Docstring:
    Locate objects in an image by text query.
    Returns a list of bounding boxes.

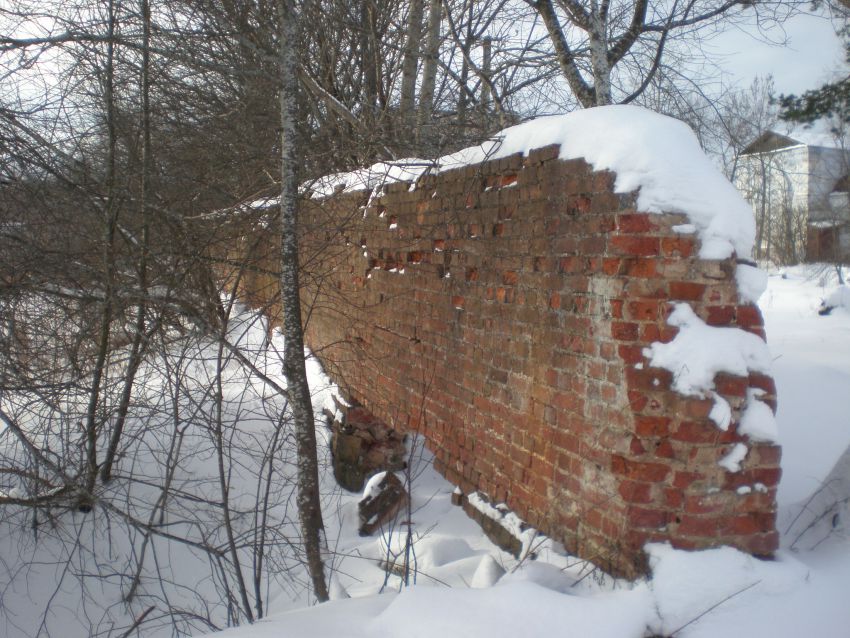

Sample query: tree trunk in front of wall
[278,0,329,604]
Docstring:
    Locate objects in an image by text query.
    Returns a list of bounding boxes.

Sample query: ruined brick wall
[224,145,781,577]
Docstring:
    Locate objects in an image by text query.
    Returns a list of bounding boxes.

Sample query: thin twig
[668,580,761,636]
[116,605,156,638]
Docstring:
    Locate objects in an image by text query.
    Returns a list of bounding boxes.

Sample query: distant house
[734,130,850,265]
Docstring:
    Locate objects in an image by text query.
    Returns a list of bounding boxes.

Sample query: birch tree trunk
[587,2,612,106]
[481,37,492,107]
[527,0,771,108]
[399,0,424,119]
[417,0,441,140]
[277,0,330,604]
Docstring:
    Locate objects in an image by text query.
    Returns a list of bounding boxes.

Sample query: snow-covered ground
[185,265,850,638]
[0,267,848,637]
[761,266,850,508]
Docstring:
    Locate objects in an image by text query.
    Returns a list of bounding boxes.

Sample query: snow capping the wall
[310,105,760,274]
[441,107,757,261]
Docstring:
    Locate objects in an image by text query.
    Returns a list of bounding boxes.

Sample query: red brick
[727,514,765,535]
[569,195,592,214]
[500,174,518,187]
[603,258,622,276]
[634,415,671,437]
[591,171,615,192]
[628,507,670,528]
[499,203,516,220]
[624,258,658,278]
[552,392,583,413]
[669,537,702,551]
[726,467,782,489]
[663,488,683,508]
[639,323,678,343]
[714,373,749,398]
[661,236,695,257]
[533,256,550,272]
[682,398,713,419]
[736,304,763,329]
[578,236,606,255]
[559,256,584,273]
[749,444,781,467]
[611,455,670,482]
[654,439,675,459]
[527,144,560,164]
[502,270,519,285]
[618,344,645,365]
[624,529,656,550]
[619,480,653,503]
[673,420,723,444]
[706,305,735,326]
[617,213,657,233]
[611,321,639,341]
[610,299,624,318]
[677,515,721,537]
[611,235,661,257]
[748,372,776,397]
[628,390,649,412]
[741,531,779,555]
[684,494,731,515]
[669,281,706,301]
[627,299,662,321]
[672,471,704,489]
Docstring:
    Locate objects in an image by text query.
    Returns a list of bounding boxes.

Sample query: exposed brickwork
[219,146,781,578]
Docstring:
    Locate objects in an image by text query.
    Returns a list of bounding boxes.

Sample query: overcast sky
[710,9,846,97]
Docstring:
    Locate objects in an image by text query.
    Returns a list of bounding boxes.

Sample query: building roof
[741,127,844,155]
[741,131,802,155]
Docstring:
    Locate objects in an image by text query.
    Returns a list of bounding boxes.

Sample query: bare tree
[277,0,330,604]
[101,0,152,484]
[524,0,801,107]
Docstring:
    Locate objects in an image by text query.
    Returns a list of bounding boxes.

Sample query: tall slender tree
[277,0,330,604]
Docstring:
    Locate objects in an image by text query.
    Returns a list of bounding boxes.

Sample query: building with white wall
[735,130,850,265]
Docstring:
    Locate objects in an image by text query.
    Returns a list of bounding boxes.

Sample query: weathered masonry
[225,143,781,578]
